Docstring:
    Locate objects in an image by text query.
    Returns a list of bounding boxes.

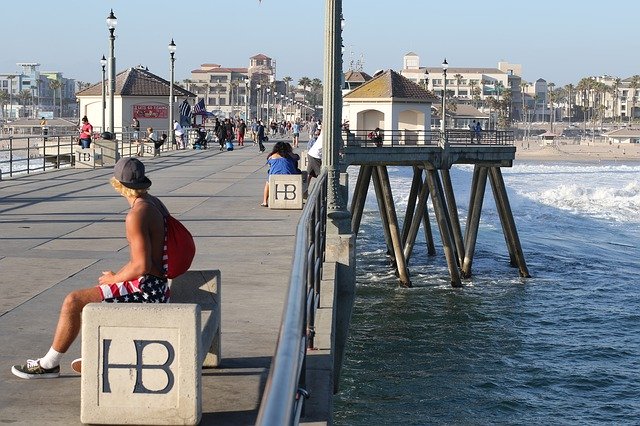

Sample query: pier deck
[0,146,302,425]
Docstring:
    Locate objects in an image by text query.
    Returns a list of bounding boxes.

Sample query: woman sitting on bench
[261,142,300,207]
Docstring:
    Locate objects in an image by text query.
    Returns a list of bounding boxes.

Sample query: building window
[432,79,442,86]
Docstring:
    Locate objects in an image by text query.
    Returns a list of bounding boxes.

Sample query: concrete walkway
[0,142,304,425]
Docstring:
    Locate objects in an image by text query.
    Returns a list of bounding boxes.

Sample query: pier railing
[0,129,174,179]
[256,171,328,426]
[343,129,514,147]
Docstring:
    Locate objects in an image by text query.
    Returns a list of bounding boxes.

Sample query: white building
[77,67,195,134]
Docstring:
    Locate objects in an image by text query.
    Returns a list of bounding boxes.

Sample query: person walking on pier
[257,120,266,153]
[237,119,247,146]
[292,121,301,148]
[11,158,171,379]
[469,120,477,143]
[474,121,482,143]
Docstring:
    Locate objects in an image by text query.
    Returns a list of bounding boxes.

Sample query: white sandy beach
[514,139,640,162]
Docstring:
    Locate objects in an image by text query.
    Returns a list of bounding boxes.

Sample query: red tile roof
[77,67,195,97]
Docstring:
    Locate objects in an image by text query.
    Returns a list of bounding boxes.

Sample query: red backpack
[165,215,196,279]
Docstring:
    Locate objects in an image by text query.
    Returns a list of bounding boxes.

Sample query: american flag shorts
[98,275,170,303]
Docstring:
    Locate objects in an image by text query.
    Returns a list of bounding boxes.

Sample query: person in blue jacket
[261,142,300,207]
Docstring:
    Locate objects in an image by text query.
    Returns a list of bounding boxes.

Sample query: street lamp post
[168,39,176,147]
[441,58,448,146]
[256,84,261,121]
[266,88,270,124]
[323,0,348,223]
[7,75,15,120]
[100,55,106,132]
[106,9,117,135]
[244,78,249,120]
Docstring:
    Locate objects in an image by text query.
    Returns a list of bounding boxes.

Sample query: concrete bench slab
[74,147,103,168]
[81,303,201,425]
[268,174,306,210]
[81,270,221,425]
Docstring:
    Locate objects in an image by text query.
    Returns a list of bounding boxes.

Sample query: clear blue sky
[2,0,639,87]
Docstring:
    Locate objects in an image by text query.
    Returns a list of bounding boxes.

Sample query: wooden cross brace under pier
[350,164,530,287]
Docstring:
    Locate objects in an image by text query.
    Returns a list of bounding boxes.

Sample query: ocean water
[334,162,640,425]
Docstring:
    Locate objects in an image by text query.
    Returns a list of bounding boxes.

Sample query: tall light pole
[106,9,117,134]
[168,39,176,146]
[7,75,15,119]
[244,78,249,120]
[256,83,261,120]
[266,88,270,124]
[441,58,448,146]
[323,0,348,225]
[100,55,106,132]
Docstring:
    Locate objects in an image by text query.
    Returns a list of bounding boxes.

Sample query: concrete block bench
[80,270,221,425]
[268,173,307,210]
[74,147,103,169]
[136,142,157,157]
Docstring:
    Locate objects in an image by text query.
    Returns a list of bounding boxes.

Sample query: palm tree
[17,89,32,117]
[612,78,621,124]
[520,81,529,123]
[576,77,593,131]
[453,73,463,97]
[547,82,556,131]
[49,80,62,118]
[469,80,480,109]
[298,77,312,103]
[0,90,9,119]
[283,76,292,99]
[310,78,322,107]
[629,75,640,124]
[564,83,575,123]
[7,75,16,119]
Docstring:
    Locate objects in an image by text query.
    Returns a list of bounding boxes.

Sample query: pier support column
[371,166,395,263]
[425,169,462,287]
[488,167,531,278]
[403,168,430,262]
[401,166,423,245]
[422,202,436,256]
[350,165,372,235]
[377,166,412,287]
[441,169,465,263]
[461,165,488,278]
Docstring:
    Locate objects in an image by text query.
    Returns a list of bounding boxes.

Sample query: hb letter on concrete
[268,174,304,209]
[81,304,201,425]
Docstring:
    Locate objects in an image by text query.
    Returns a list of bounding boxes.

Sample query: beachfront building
[184,63,250,119]
[0,63,75,119]
[400,53,523,123]
[342,69,439,142]
[76,66,195,134]
[571,75,640,122]
[183,53,298,120]
[343,70,373,96]
[603,128,640,143]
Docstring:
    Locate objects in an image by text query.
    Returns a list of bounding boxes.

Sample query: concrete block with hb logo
[269,174,306,209]
[74,147,103,169]
[81,303,202,425]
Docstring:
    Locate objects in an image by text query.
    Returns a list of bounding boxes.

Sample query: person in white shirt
[306,130,322,184]
[173,121,185,149]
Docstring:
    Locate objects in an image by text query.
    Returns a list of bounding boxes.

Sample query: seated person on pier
[368,127,383,147]
[153,133,167,157]
[193,126,208,150]
[137,127,156,156]
[261,141,300,207]
[11,158,171,379]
